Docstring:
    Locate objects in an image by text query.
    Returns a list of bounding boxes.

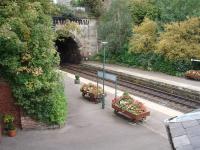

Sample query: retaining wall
[0,79,21,128]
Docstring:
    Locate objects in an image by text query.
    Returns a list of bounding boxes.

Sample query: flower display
[114,92,147,115]
[185,70,200,80]
[80,83,103,98]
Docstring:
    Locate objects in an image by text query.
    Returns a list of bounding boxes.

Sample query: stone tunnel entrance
[55,37,81,64]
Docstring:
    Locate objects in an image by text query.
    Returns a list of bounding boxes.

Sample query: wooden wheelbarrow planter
[82,91,103,104]
[112,99,150,122]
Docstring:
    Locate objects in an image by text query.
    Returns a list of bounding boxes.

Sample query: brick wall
[0,79,61,131]
[0,79,21,128]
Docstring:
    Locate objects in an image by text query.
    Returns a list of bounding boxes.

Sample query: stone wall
[55,18,99,58]
[0,79,21,128]
[79,19,98,57]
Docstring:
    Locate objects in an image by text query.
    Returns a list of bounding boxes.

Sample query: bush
[114,51,192,76]
[128,0,160,25]
[0,1,67,125]
[4,114,16,131]
[83,0,103,17]
[156,17,200,60]
[129,18,158,53]
[71,0,85,7]
[56,22,80,38]
[155,0,200,23]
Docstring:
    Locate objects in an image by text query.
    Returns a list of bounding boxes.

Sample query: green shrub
[129,18,158,53]
[155,0,200,23]
[156,17,200,60]
[83,0,103,17]
[113,51,192,76]
[71,0,85,7]
[4,114,16,131]
[98,0,132,55]
[56,22,80,38]
[128,0,160,25]
[0,1,66,125]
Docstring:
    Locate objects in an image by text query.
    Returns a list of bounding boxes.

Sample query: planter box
[112,99,150,122]
[74,79,80,84]
[82,91,102,103]
[185,70,200,80]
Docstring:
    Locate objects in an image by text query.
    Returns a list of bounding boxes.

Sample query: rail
[62,64,200,112]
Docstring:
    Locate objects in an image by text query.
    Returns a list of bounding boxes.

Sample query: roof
[165,109,200,150]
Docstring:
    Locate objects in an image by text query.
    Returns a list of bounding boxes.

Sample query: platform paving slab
[0,74,172,150]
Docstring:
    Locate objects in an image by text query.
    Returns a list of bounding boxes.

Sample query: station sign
[97,71,117,82]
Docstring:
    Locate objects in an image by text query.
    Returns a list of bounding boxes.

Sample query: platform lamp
[101,41,108,109]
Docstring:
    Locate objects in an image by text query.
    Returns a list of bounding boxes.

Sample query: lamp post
[101,41,108,109]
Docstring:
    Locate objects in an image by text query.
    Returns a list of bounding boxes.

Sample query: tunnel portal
[56,37,81,64]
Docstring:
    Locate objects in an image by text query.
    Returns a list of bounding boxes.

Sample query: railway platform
[64,71,199,150]
[78,62,200,150]
[83,61,200,92]
[1,71,176,150]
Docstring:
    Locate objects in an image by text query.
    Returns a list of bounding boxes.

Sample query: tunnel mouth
[55,36,81,65]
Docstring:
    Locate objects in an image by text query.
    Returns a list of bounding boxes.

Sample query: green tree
[98,0,132,55]
[128,0,160,25]
[55,4,74,16]
[155,0,200,23]
[83,0,103,17]
[0,0,66,125]
[71,0,85,7]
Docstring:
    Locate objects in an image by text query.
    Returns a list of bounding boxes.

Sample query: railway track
[61,64,200,112]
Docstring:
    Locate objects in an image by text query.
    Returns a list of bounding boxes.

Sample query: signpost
[97,71,117,109]
[97,41,118,109]
[101,41,108,109]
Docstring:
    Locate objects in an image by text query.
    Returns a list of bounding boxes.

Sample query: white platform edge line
[59,70,183,117]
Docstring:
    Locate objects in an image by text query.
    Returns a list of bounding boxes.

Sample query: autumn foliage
[156,17,200,60]
[129,18,158,53]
